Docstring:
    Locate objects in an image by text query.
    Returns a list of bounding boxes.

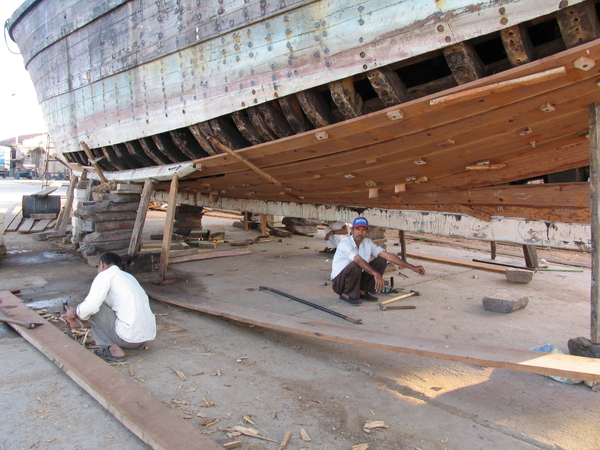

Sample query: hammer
[0,316,44,329]
[379,290,421,310]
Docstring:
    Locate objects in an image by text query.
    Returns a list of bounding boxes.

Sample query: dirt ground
[1,210,599,450]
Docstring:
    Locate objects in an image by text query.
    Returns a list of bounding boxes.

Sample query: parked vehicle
[14,168,40,180]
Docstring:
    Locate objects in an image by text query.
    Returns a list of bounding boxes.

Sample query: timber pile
[4,206,58,234]
[75,183,142,264]
[173,205,204,236]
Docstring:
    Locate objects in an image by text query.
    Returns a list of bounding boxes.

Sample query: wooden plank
[75,210,138,222]
[30,186,59,197]
[57,176,78,235]
[141,284,600,383]
[152,134,186,163]
[81,141,109,183]
[94,220,136,232]
[169,249,253,264]
[7,213,23,233]
[4,205,21,232]
[139,137,172,165]
[367,67,412,107]
[443,42,486,85]
[124,141,154,167]
[17,218,36,234]
[79,201,140,213]
[98,193,142,203]
[158,176,178,281]
[590,103,600,344]
[557,1,600,49]
[500,24,537,67]
[406,251,506,273]
[30,213,58,220]
[30,219,52,233]
[100,146,128,171]
[83,229,134,243]
[129,180,155,257]
[0,290,222,450]
[329,78,365,120]
[112,144,140,169]
[169,129,205,160]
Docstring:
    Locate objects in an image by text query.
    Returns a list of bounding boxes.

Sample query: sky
[1,0,47,142]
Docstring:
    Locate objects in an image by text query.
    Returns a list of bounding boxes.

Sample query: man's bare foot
[65,317,82,328]
[109,344,126,358]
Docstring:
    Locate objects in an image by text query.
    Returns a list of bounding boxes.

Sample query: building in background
[0,133,69,179]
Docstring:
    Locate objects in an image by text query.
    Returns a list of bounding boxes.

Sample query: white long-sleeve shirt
[331,235,385,279]
[77,265,156,344]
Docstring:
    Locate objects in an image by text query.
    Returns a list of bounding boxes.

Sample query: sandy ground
[1,211,599,450]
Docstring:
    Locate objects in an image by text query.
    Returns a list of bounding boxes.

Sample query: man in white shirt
[322,221,349,253]
[65,252,156,361]
[331,217,425,305]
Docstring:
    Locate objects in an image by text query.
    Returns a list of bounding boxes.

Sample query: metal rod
[472,259,534,271]
[259,286,362,324]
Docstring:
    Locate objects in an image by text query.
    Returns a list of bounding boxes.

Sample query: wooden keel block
[386,109,404,120]
[394,184,406,193]
[505,268,534,284]
[482,296,529,314]
[315,131,329,140]
[369,188,379,198]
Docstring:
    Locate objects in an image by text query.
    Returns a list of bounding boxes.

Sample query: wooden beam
[329,78,365,120]
[367,67,412,107]
[590,103,600,344]
[80,142,108,183]
[522,244,539,269]
[142,284,600,383]
[557,1,600,49]
[407,251,505,273]
[231,111,265,146]
[57,175,78,235]
[210,117,249,150]
[123,141,154,167]
[139,137,171,165]
[500,24,537,67]
[398,230,407,262]
[443,42,486,85]
[261,214,267,235]
[0,290,222,450]
[169,129,204,160]
[188,124,219,156]
[158,175,178,281]
[128,180,155,257]
[247,107,278,142]
[207,136,282,186]
[257,101,295,138]
[169,249,253,264]
[278,95,311,133]
[296,89,334,128]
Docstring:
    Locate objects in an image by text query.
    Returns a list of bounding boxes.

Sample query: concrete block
[482,296,529,314]
[505,268,534,284]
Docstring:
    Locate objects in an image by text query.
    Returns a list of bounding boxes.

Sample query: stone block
[505,268,534,284]
[482,296,529,314]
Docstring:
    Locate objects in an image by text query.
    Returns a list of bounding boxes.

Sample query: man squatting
[65,252,156,362]
[331,217,425,305]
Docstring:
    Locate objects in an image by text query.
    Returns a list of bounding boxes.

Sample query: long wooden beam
[0,290,221,450]
[142,284,600,382]
[590,103,600,344]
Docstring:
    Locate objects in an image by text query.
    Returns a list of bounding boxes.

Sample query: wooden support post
[491,241,497,260]
[158,176,178,281]
[80,141,108,183]
[590,103,600,343]
[207,136,282,186]
[522,244,539,269]
[398,230,407,262]
[244,212,249,231]
[57,175,78,236]
[261,214,267,236]
[128,180,155,257]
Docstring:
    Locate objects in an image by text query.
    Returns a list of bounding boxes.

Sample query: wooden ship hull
[7,0,600,247]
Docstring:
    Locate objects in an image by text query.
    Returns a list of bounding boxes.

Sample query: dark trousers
[332,256,387,300]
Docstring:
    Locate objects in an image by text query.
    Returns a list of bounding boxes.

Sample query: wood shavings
[272,410,277,419]
[212,370,222,376]
[363,420,389,433]
[200,417,220,427]
[361,361,370,367]
[135,375,150,382]
[353,444,369,450]
[185,387,197,393]
[197,412,208,418]
[168,366,188,381]
[222,440,242,449]
[230,426,278,443]
[166,329,187,332]
[200,398,221,408]
[243,415,255,425]
[255,397,263,402]
[300,428,311,441]
[129,363,135,377]
[191,372,205,376]
[278,431,292,450]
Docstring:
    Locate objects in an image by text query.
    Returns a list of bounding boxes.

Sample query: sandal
[94,346,126,362]
[360,292,379,301]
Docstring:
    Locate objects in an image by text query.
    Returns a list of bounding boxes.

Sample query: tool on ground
[380,305,416,311]
[259,286,362,325]
[0,316,44,329]
[379,290,421,310]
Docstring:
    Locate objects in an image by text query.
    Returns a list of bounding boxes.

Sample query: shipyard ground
[1,188,599,449]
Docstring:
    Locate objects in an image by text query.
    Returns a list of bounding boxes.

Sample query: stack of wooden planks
[75,183,142,263]
[4,205,58,234]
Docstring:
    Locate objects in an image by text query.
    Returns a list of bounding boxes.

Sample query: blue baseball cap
[352,217,369,228]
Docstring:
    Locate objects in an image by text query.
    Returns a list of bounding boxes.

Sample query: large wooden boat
[7,0,600,247]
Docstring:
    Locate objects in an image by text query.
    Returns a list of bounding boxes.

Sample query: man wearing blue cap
[331,217,425,305]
